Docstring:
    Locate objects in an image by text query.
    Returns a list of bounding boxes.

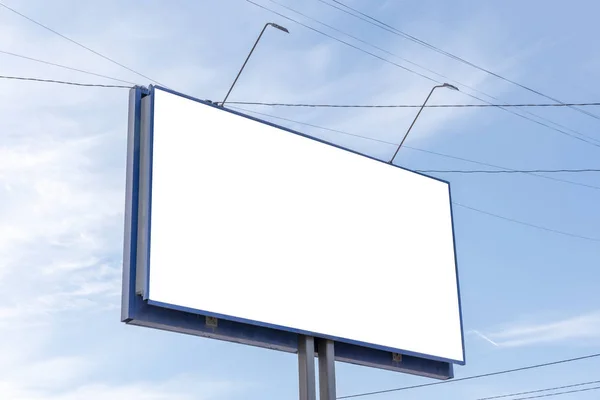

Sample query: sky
[0,0,599,399]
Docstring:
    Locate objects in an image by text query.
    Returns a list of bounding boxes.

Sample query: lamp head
[269,23,289,33]
[442,83,459,91]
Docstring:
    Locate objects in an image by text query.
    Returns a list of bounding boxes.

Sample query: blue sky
[1,0,599,399]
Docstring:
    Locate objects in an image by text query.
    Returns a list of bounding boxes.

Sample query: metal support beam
[318,339,336,400]
[298,335,316,400]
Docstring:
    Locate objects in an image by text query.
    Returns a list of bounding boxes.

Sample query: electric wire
[231,106,600,241]
[336,352,600,399]
[0,49,137,85]
[476,379,600,400]
[0,1,167,87]
[245,0,600,147]
[499,385,600,400]
[454,202,600,242]
[5,0,596,142]
[16,72,594,176]
[323,0,600,121]
[229,101,600,108]
[1,73,597,241]
[462,92,600,147]
[262,0,599,145]
[245,0,437,83]
[0,74,131,88]
[230,106,600,190]
[418,168,600,174]
[10,0,594,146]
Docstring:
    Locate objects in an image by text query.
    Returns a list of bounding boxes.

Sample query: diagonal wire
[417,168,600,174]
[463,92,600,147]
[324,0,600,121]
[2,75,597,242]
[506,385,600,400]
[230,106,600,190]
[0,1,166,87]
[230,106,600,242]
[0,49,137,85]
[453,202,600,242]
[265,0,600,144]
[336,352,600,398]
[476,380,600,400]
[0,75,131,88]
[405,147,600,190]
[245,0,437,83]
[246,0,600,148]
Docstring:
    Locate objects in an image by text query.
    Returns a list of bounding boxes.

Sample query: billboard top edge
[148,84,453,188]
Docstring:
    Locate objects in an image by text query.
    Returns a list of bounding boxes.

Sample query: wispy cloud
[0,0,555,398]
[0,320,242,400]
[471,311,600,348]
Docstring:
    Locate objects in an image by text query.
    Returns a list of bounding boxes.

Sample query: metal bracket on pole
[298,336,337,400]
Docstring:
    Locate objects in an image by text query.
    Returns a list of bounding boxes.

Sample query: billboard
[122,85,464,379]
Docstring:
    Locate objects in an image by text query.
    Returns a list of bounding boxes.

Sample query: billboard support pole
[298,335,316,400]
[298,336,337,400]
[318,339,337,400]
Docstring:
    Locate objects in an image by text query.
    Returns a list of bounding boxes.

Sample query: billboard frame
[121,85,465,380]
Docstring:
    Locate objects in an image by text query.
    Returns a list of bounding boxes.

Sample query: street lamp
[220,22,289,106]
[389,83,459,165]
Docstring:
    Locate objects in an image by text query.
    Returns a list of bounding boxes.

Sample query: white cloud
[471,310,600,348]
[0,0,545,398]
[0,319,242,400]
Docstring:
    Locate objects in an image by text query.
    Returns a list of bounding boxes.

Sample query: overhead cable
[476,379,600,400]
[485,385,600,400]
[0,1,167,87]
[230,101,600,108]
[0,49,137,85]
[336,352,600,398]
[245,0,600,147]
[417,168,600,174]
[0,74,131,88]
[262,0,598,144]
[1,74,597,241]
[322,0,600,121]
[231,106,600,190]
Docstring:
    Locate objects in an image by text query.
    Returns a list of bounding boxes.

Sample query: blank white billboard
[141,87,464,364]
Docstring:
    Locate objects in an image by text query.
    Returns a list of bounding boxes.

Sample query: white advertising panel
[142,87,464,364]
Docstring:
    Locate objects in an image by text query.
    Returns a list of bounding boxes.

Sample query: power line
[477,380,600,400]
[461,93,600,148]
[245,1,600,148]
[406,146,600,190]
[506,386,600,400]
[336,352,600,399]
[1,73,597,241]
[0,50,137,85]
[454,202,600,242]
[0,75,131,88]
[245,0,437,83]
[322,0,600,122]
[230,101,600,108]
[18,73,600,178]
[417,168,600,174]
[231,106,600,190]
[261,0,599,145]
[230,106,600,241]
[0,1,166,87]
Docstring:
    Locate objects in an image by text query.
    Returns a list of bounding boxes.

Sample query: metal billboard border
[121,85,464,380]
